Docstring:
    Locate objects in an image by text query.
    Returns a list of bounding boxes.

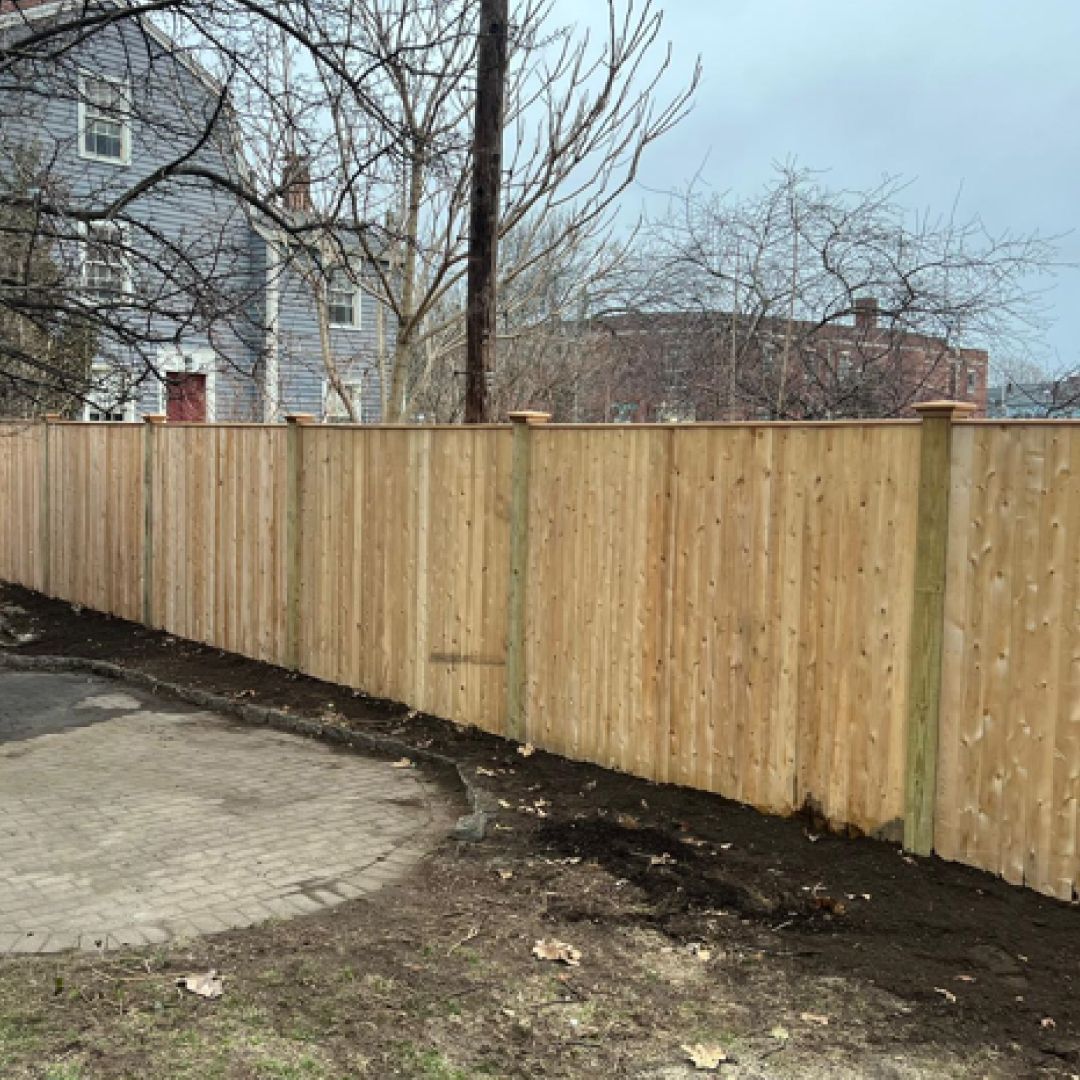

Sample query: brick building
[575,298,989,423]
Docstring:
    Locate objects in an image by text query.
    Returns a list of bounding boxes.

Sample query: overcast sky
[556,0,1080,375]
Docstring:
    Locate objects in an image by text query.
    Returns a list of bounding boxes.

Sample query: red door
[166,372,207,421]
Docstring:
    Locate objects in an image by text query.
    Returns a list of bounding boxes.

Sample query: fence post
[142,415,166,626]
[506,410,551,742]
[285,414,315,671]
[40,413,61,595]
[904,400,976,856]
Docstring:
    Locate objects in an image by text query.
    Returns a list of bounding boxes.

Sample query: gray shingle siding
[276,261,386,422]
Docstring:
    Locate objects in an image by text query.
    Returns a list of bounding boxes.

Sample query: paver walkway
[0,672,453,954]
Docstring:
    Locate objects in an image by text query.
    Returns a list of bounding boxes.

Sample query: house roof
[0,0,227,101]
[0,0,64,22]
[0,0,55,14]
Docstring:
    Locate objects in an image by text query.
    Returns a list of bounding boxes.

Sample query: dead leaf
[934,987,957,1004]
[718,842,733,851]
[683,1042,728,1070]
[616,813,641,829]
[810,896,846,916]
[517,743,536,758]
[769,1025,790,1041]
[799,1011,830,1026]
[176,971,223,999]
[649,852,677,866]
[679,836,707,847]
[390,758,414,769]
[805,832,820,843]
[476,767,497,777]
[532,939,581,966]
[496,869,514,881]
[955,974,976,983]
[498,799,513,809]
[1042,1017,1057,1030]
[687,942,711,962]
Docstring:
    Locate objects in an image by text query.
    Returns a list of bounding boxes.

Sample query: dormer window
[328,268,361,328]
[78,74,131,164]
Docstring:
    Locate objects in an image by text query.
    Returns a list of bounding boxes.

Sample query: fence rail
[2,409,1079,899]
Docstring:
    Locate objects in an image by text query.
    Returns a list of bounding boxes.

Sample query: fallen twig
[447,927,480,956]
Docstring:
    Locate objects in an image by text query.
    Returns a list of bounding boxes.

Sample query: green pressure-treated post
[904,400,976,856]
[41,413,61,595]
[142,414,166,627]
[285,414,315,671]
[506,410,551,742]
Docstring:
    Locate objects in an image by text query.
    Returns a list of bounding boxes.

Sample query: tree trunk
[384,152,425,422]
[464,0,509,423]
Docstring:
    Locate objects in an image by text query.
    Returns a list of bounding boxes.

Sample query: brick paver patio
[0,672,453,954]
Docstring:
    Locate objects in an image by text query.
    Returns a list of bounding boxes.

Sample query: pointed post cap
[912,400,978,421]
[508,410,552,426]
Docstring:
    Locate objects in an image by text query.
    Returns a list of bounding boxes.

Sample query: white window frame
[83,361,136,422]
[323,374,366,422]
[327,268,362,329]
[77,72,132,166]
[80,220,133,302]
[156,346,217,421]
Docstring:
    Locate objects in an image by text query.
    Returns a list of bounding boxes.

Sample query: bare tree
[283,0,699,421]
[409,211,632,421]
[623,163,1060,420]
[0,145,98,413]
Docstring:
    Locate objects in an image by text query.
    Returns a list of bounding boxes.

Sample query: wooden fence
[1,408,1078,899]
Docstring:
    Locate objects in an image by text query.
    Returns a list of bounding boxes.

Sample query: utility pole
[464,0,509,423]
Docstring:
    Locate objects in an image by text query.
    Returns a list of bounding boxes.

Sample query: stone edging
[0,653,500,834]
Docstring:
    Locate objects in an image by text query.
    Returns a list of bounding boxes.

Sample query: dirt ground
[2,584,1080,1079]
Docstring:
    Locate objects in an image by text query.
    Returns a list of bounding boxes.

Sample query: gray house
[0,0,387,422]
[987,377,1080,419]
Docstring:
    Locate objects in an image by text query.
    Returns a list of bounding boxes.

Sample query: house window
[78,74,131,164]
[84,363,134,422]
[324,375,365,421]
[82,222,130,300]
[966,369,978,393]
[328,269,360,328]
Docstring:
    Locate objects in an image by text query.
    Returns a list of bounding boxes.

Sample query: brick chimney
[282,155,313,213]
[854,296,879,332]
